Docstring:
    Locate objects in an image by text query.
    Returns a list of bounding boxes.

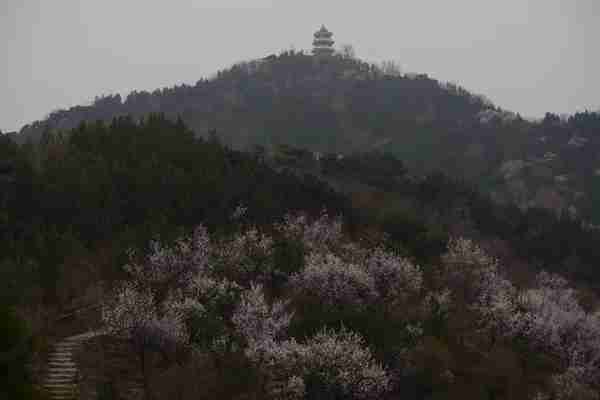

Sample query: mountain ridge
[9,50,600,223]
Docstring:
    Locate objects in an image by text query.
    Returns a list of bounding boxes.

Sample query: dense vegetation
[100,212,600,399]
[0,305,38,400]
[0,115,352,311]
[2,115,600,399]
[3,49,600,398]
[12,51,600,225]
[310,149,600,290]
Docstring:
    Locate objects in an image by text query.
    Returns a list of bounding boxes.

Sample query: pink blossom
[124,224,210,291]
[289,252,378,309]
[232,283,293,353]
[509,273,600,388]
[211,227,274,283]
[442,238,600,391]
[102,282,189,347]
[302,327,391,399]
[242,329,391,400]
[276,211,344,253]
[442,237,517,328]
[364,247,423,300]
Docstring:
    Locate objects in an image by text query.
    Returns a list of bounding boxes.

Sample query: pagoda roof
[314,25,333,37]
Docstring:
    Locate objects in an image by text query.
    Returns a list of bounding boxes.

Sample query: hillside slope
[11,51,600,223]
[4,115,600,399]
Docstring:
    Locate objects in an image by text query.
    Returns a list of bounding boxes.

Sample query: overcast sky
[1,0,599,132]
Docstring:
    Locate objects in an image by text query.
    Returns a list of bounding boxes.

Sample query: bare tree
[380,60,402,77]
[339,44,356,60]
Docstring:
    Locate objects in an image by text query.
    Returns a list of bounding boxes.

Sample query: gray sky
[1,0,599,132]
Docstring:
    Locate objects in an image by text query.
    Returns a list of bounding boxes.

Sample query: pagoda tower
[312,25,335,56]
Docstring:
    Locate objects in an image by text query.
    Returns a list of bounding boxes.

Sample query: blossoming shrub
[102,282,189,351]
[440,237,600,398]
[232,283,293,356]
[285,230,426,370]
[181,276,242,353]
[101,211,600,399]
[235,326,391,400]
[365,247,423,303]
[508,272,600,396]
[230,282,390,399]
[302,328,391,399]
[290,252,378,311]
[441,238,517,330]
[211,227,274,287]
[276,211,344,255]
[124,225,210,293]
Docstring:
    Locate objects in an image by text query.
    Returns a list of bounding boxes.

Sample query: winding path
[42,331,105,400]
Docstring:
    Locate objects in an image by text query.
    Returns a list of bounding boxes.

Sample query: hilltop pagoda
[312,25,335,56]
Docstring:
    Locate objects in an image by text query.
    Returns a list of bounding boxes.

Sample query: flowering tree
[508,272,600,396]
[123,225,210,295]
[102,282,190,400]
[102,225,211,400]
[301,327,391,399]
[233,303,391,400]
[289,252,378,311]
[442,238,517,331]
[365,247,422,303]
[232,283,293,359]
[276,211,344,254]
[101,211,600,399]
[441,237,600,398]
[211,227,274,286]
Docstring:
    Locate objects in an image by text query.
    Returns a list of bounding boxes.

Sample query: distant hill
[13,50,600,223]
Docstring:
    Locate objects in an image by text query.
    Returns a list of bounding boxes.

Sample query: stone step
[44,380,74,385]
[45,372,76,376]
[43,385,76,391]
[45,376,76,382]
[47,357,75,363]
[52,345,79,352]
[45,371,76,376]
[48,362,77,369]
[45,374,75,380]
[44,386,75,391]
[51,345,76,350]
[46,367,77,373]
[53,343,79,348]
[49,350,74,355]
[49,354,75,359]
[42,330,107,399]
[48,354,73,361]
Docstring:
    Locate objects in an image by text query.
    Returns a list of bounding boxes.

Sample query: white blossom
[124,225,210,291]
[364,247,422,300]
[290,252,378,309]
[302,328,391,399]
[232,283,293,356]
[443,238,600,392]
[102,282,189,347]
[277,211,344,253]
[442,238,517,327]
[212,227,274,283]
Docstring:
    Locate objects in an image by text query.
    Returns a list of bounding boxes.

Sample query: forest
[13,51,600,226]
[2,113,600,399]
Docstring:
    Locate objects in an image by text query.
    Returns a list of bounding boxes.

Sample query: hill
[11,51,600,225]
[3,115,600,399]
